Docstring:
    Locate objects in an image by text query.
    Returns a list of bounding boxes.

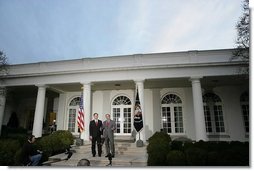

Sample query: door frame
[111,104,132,135]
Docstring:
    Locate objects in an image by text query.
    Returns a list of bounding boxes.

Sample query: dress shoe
[93,154,95,157]
[98,155,101,157]
[105,154,109,157]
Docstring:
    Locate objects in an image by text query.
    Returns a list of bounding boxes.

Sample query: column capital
[80,82,94,91]
[35,84,48,88]
[80,81,94,86]
[189,76,203,82]
[81,81,91,85]
[0,87,7,96]
[134,79,145,84]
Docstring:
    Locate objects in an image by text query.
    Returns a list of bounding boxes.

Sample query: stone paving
[43,141,148,167]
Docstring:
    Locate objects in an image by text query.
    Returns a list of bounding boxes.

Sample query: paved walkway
[44,141,148,167]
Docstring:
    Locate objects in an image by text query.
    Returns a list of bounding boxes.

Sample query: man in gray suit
[102,114,116,158]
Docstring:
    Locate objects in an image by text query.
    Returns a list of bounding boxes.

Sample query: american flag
[77,92,84,132]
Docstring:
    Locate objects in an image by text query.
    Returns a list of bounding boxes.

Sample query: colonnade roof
[0,49,248,88]
[4,49,241,77]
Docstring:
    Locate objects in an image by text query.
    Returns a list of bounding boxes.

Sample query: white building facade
[0,49,249,142]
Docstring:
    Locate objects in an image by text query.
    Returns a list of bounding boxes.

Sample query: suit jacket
[102,119,116,139]
[89,119,102,137]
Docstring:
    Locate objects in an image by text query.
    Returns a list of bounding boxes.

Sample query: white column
[190,77,207,141]
[32,85,47,138]
[0,87,6,135]
[135,80,146,142]
[81,82,92,141]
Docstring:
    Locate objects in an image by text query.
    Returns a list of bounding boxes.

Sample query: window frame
[161,93,185,135]
[203,93,226,135]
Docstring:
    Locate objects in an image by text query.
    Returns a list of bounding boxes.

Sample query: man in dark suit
[103,114,116,158]
[89,113,103,157]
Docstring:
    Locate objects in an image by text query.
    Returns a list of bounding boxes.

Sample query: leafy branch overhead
[0,50,9,76]
[233,0,249,62]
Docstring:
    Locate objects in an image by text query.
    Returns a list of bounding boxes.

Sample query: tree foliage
[0,50,8,75]
[233,0,249,62]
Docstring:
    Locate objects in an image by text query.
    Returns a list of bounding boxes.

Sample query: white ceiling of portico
[47,75,248,93]
[6,75,248,99]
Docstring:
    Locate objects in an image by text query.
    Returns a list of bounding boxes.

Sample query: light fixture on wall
[114,84,121,90]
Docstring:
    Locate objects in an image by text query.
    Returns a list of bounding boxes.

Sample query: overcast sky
[0,0,248,64]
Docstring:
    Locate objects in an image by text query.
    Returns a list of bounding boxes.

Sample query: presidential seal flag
[134,86,143,132]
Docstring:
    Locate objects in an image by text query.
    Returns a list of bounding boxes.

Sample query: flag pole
[134,84,143,147]
[79,128,81,139]
[76,86,84,146]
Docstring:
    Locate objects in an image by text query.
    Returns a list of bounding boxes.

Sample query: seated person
[21,135,42,166]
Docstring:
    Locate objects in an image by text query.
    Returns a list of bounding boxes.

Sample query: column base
[75,138,84,146]
[136,140,144,147]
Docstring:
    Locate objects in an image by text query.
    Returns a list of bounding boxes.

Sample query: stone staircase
[43,139,147,167]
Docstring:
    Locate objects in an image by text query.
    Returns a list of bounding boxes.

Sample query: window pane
[113,96,132,105]
[68,109,76,132]
[204,105,212,133]
[214,105,225,133]
[123,107,131,133]
[174,107,183,133]
[162,107,171,133]
[241,104,249,133]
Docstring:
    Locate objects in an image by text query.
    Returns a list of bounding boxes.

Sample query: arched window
[112,96,132,105]
[240,91,249,133]
[111,95,132,135]
[68,97,81,133]
[69,97,81,106]
[161,93,184,134]
[203,93,225,133]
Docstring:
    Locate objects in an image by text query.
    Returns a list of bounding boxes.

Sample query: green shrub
[167,150,186,166]
[219,148,249,166]
[193,140,208,150]
[36,135,55,162]
[229,141,249,166]
[36,130,74,162]
[147,131,171,166]
[148,131,171,143]
[185,147,207,166]
[0,139,21,165]
[14,148,23,166]
[183,141,194,151]
[1,126,27,136]
[206,151,220,166]
[219,149,242,166]
[171,140,184,151]
[1,130,74,165]
[52,130,74,149]
[216,141,230,151]
[147,136,249,166]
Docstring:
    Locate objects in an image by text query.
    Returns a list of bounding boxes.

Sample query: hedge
[147,131,171,166]
[0,130,74,166]
[147,132,249,166]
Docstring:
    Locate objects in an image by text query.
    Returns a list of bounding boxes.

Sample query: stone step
[114,136,135,143]
[45,141,147,167]
[73,146,146,153]
[50,153,147,167]
[48,149,146,162]
[70,142,147,153]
